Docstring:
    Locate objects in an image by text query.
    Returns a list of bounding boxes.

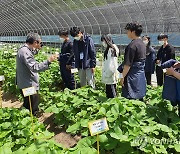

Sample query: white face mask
[60,38,65,43]
[102,42,107,48]
[143,40,149,46]
[159,41,164,46]
[74,36,81,41]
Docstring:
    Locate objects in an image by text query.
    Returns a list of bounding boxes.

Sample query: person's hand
[120,78,124,86]
[166,67,175,76]
[91,68,95,74]
[48,54,58,62]
[173,62,180,69]
[156,60,160,64]
[66,65,72,70]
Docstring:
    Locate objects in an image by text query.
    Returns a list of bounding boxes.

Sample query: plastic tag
[80,52,84,60]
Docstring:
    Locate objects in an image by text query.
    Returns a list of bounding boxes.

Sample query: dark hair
[70,27,81,37]
[157,33,168,40]
[58,30,69,36]
[142,35,152,55]
[101,34,117,60]
[125,22,143,36]
[26,32,41,44]
[142,35,151,47]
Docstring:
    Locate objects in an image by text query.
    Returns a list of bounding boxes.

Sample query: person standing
[58,30,75,90]
[156,33,175,86]
[70,27,96,88]
[142,35,156,85]
[16,32,57,115]
[101,35,119,98]
[119,23,146,100]
[162,61,180,117]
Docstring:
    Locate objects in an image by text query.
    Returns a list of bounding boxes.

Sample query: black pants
[145,72,152,85]
[106,84,117,98]
[21,90,39,115]
[60,65,75,90]
[156,66,164,86]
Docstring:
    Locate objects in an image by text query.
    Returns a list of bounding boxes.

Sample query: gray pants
[78,68,95,88]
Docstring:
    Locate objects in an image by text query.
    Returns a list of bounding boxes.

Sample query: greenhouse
[0,0,180,153]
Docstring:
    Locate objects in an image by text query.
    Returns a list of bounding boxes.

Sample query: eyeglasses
[40,42,44,47]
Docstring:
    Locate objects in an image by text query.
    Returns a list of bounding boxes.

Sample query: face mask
[102,42,107,48]
[143,40,148,46]
[60,38,65,43]
[159,41,164,46]
[74,36,81,41]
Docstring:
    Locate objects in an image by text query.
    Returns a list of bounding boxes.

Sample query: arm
[166,67,180,80]
[120,47,135,86]
[169,46,176,59]
[122,65,131,78]
[88,37,96,68]
[156,49,161,64]
[22,49,53,73]
[66,42,75,65]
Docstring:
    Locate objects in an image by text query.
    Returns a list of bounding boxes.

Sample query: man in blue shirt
[70,27,96,88]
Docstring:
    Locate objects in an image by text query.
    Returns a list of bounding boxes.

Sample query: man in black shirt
[156,34,175,86]
[119,22,146,100]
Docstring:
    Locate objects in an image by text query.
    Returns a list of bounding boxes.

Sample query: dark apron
[122,61,146,99]
[163,75,180,105]
[177,80,180,102]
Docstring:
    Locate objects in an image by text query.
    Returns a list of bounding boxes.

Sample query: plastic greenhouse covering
[0,0,180,46]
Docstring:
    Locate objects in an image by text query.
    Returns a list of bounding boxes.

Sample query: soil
[1,91,81,148]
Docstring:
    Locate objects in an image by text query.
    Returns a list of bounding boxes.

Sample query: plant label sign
[88,118,109,136]
[0,75,5,82]
[22,87,36,97]
[71,68,78,74]
[4,51,8,54]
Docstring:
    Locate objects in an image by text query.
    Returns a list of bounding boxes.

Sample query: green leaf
[76,136,96,148]
[80,119,89,128]
[0,130,11,138]
[99,134,108,143]
[157,124,172,133]
[103,137,118,150]
[128,116,139,127]
[67,122,81,133]
[114,142,132,154]
[109,125,122,139]
[1,122,11,129]
[175,144,180,152]
[15,138,27,144]
[0,143,12,154]
[99,107,106,115]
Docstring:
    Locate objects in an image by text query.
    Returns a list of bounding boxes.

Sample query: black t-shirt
[124,39,146,66]
[61,40,73,54]
[156,44,175,63]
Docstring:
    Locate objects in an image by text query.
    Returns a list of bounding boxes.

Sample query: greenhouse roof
[0,0,180,36]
